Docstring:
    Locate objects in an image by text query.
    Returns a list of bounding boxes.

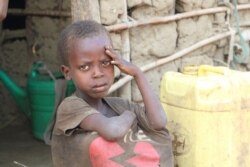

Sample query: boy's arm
[79,110,136,141]
[105,46,167,130]
[133,69,167,129]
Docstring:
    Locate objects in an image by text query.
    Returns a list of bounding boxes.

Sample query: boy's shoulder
[104,96,130,106]
[63,94,81,101]
[104,96,142,112]
[58,94,88,109]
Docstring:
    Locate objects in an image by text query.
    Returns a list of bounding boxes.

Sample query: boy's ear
[61,65,71,80]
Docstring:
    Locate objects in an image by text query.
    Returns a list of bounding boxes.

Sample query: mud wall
[25,0,71,71]
[1,0,250,126]
[96,0,250,102]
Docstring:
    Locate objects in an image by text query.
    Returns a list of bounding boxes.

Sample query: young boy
[51,20,174,167]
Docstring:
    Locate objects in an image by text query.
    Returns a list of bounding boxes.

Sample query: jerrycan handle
[182,65,230,76]
[198,65,229,76]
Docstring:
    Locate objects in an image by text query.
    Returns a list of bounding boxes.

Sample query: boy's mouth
[92,83,108,92]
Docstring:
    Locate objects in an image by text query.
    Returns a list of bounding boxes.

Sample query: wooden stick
[240,22,250,27]
[106,4,250,32]
[2,29,26,39]
[7,9,71,17]
[108,31,233,94]
[118,0,132,100]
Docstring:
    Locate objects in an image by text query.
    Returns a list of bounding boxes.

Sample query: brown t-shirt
[51,94,174,167]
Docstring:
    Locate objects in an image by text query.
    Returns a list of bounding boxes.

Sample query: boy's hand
[105,46,139,77]
[105,46,166,130]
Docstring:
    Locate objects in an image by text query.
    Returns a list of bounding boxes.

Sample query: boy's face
[62,34,114,99]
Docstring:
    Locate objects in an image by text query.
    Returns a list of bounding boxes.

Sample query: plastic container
[160,65,250,167]
[28,71,75,140]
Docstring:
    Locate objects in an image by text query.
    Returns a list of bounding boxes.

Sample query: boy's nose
[92,65,104,78]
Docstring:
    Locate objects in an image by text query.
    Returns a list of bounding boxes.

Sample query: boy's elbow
[151,123,166,130]
[102,124,127,141]
[151,117,167,130]
[102,135,118,141]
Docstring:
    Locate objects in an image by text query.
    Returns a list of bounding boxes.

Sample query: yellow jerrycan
[160,65,250,167]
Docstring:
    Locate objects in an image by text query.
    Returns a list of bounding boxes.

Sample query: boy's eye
[79,65,90,71]
[102,60,111,67]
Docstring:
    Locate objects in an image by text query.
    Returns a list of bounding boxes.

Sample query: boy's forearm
[134,68,167,129]
[99,111,135,141]
[105,46,166,129]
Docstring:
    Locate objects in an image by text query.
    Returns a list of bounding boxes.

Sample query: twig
[13,161,28,167]
[117,0,132,99]
[2,29,26,40]
[106,4,250,32]
[8,9,71,17]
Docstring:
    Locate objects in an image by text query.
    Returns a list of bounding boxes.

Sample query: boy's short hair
[58,20,109,65]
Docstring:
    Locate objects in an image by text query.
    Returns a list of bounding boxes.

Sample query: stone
[196,15,214,41]
[180,55,214,70]
[130,22,177,67]
[131,0,175,19]
[177,18,197,49]
[176,0,217,12]
[127,0,152,9]
[100,0,123,25]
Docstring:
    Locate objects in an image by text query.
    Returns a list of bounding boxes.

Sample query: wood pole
[106,4,250,32]
[118,0,132,100]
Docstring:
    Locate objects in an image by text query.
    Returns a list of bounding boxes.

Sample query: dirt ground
[0,119,53,167]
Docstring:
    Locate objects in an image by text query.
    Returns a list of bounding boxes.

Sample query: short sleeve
[53,96,99,136]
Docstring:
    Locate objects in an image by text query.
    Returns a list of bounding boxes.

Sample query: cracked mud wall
[98,0,250,102]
